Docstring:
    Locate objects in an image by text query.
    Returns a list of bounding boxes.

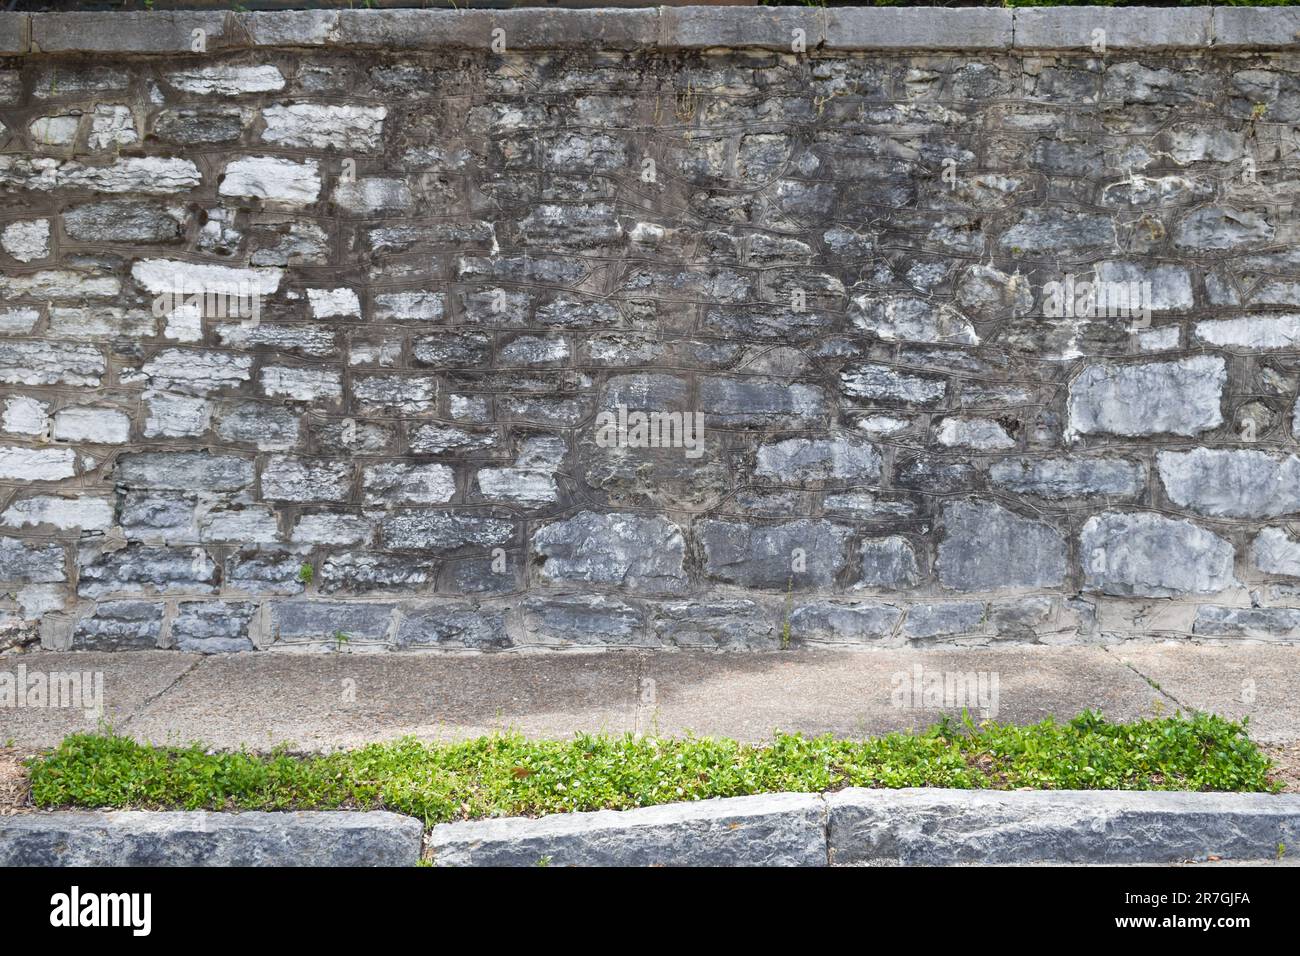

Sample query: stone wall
[3,7,1300,653]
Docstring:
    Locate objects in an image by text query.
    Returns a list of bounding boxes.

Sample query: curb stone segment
[827,789,1300,865]
[0,811,423,867]
[6,792,1299,866]
[427,792,829,867]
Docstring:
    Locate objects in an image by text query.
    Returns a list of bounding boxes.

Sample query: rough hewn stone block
[1081,512,1236,598]
[533,512,687,595]
[938,500,1067,593]
[1067,358,1225,439]
[430,793,827,867]
[0,811,423,866]
[828,789,1300,865]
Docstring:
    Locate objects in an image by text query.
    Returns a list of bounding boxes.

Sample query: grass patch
[26,711,1280,828]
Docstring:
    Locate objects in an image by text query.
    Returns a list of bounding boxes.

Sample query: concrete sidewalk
[2,644,1298,751]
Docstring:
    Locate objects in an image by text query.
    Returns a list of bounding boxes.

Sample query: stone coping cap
[1,7,1298,56]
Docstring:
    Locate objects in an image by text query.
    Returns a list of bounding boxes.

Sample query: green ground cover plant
[27,711,1280,828]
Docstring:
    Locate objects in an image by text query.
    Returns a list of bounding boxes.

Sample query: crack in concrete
[1107,647,1190,713]
[118,656,205,732]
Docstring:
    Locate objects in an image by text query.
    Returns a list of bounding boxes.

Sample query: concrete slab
[5,645,1295,753]
[640,647,1162,741]
[0,652,200,749]
[120,651,641,750]
[1108,644,1300,743]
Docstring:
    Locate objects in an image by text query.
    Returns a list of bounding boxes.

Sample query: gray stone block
[492,9,659,51]
[332,10,492,50]
[989,456,1145,501]
[72,601,166,651]
[652,599,777,649]
[268,600,396,647]
[237,10,339,47]
[380,510,516,553]
[429,793,828,867]
[260,457,353,503]
[1214,8,1300,49]
[1014,8,1212,51]
[827,789,1300,865]
[0,811,422,867]
[1080,512,1236,598]
[825,8,1011,51]
[319,552,432,596]
[698,377,827,429]
[522,593,649,647]
[63,201,186,243]
[1067,357,1226,439]
[1192,605,1300,641]
[116,451,254,493]
[789,600,902,644]
[999,208,1115,255]
[902,602,987,640]
[857,536,920,591]
[1157,448,1300,519]
[226,550,305,596]
[1253,527,1300,577]
[699,519,852,590]
[78,546,218,599]
[937,500,1067,592]
[0,536,65,584]
[533,511,688,596]
[0,342,105,388]
[840,364,946,406]
[661,7,824,52]
[172,601,257,653]
[755,434,881,484]
[0,13,29,54]
[394,602,512,649]
[32,12,231,54]
[1175,207,1274,251]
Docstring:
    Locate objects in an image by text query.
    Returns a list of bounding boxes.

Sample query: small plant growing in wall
[1248,101,1269,137]
[297,562,314,586]
[333,630,351,652]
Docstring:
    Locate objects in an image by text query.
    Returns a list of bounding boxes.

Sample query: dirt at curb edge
[0,749,34,815]
[1264,742,1300,794]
